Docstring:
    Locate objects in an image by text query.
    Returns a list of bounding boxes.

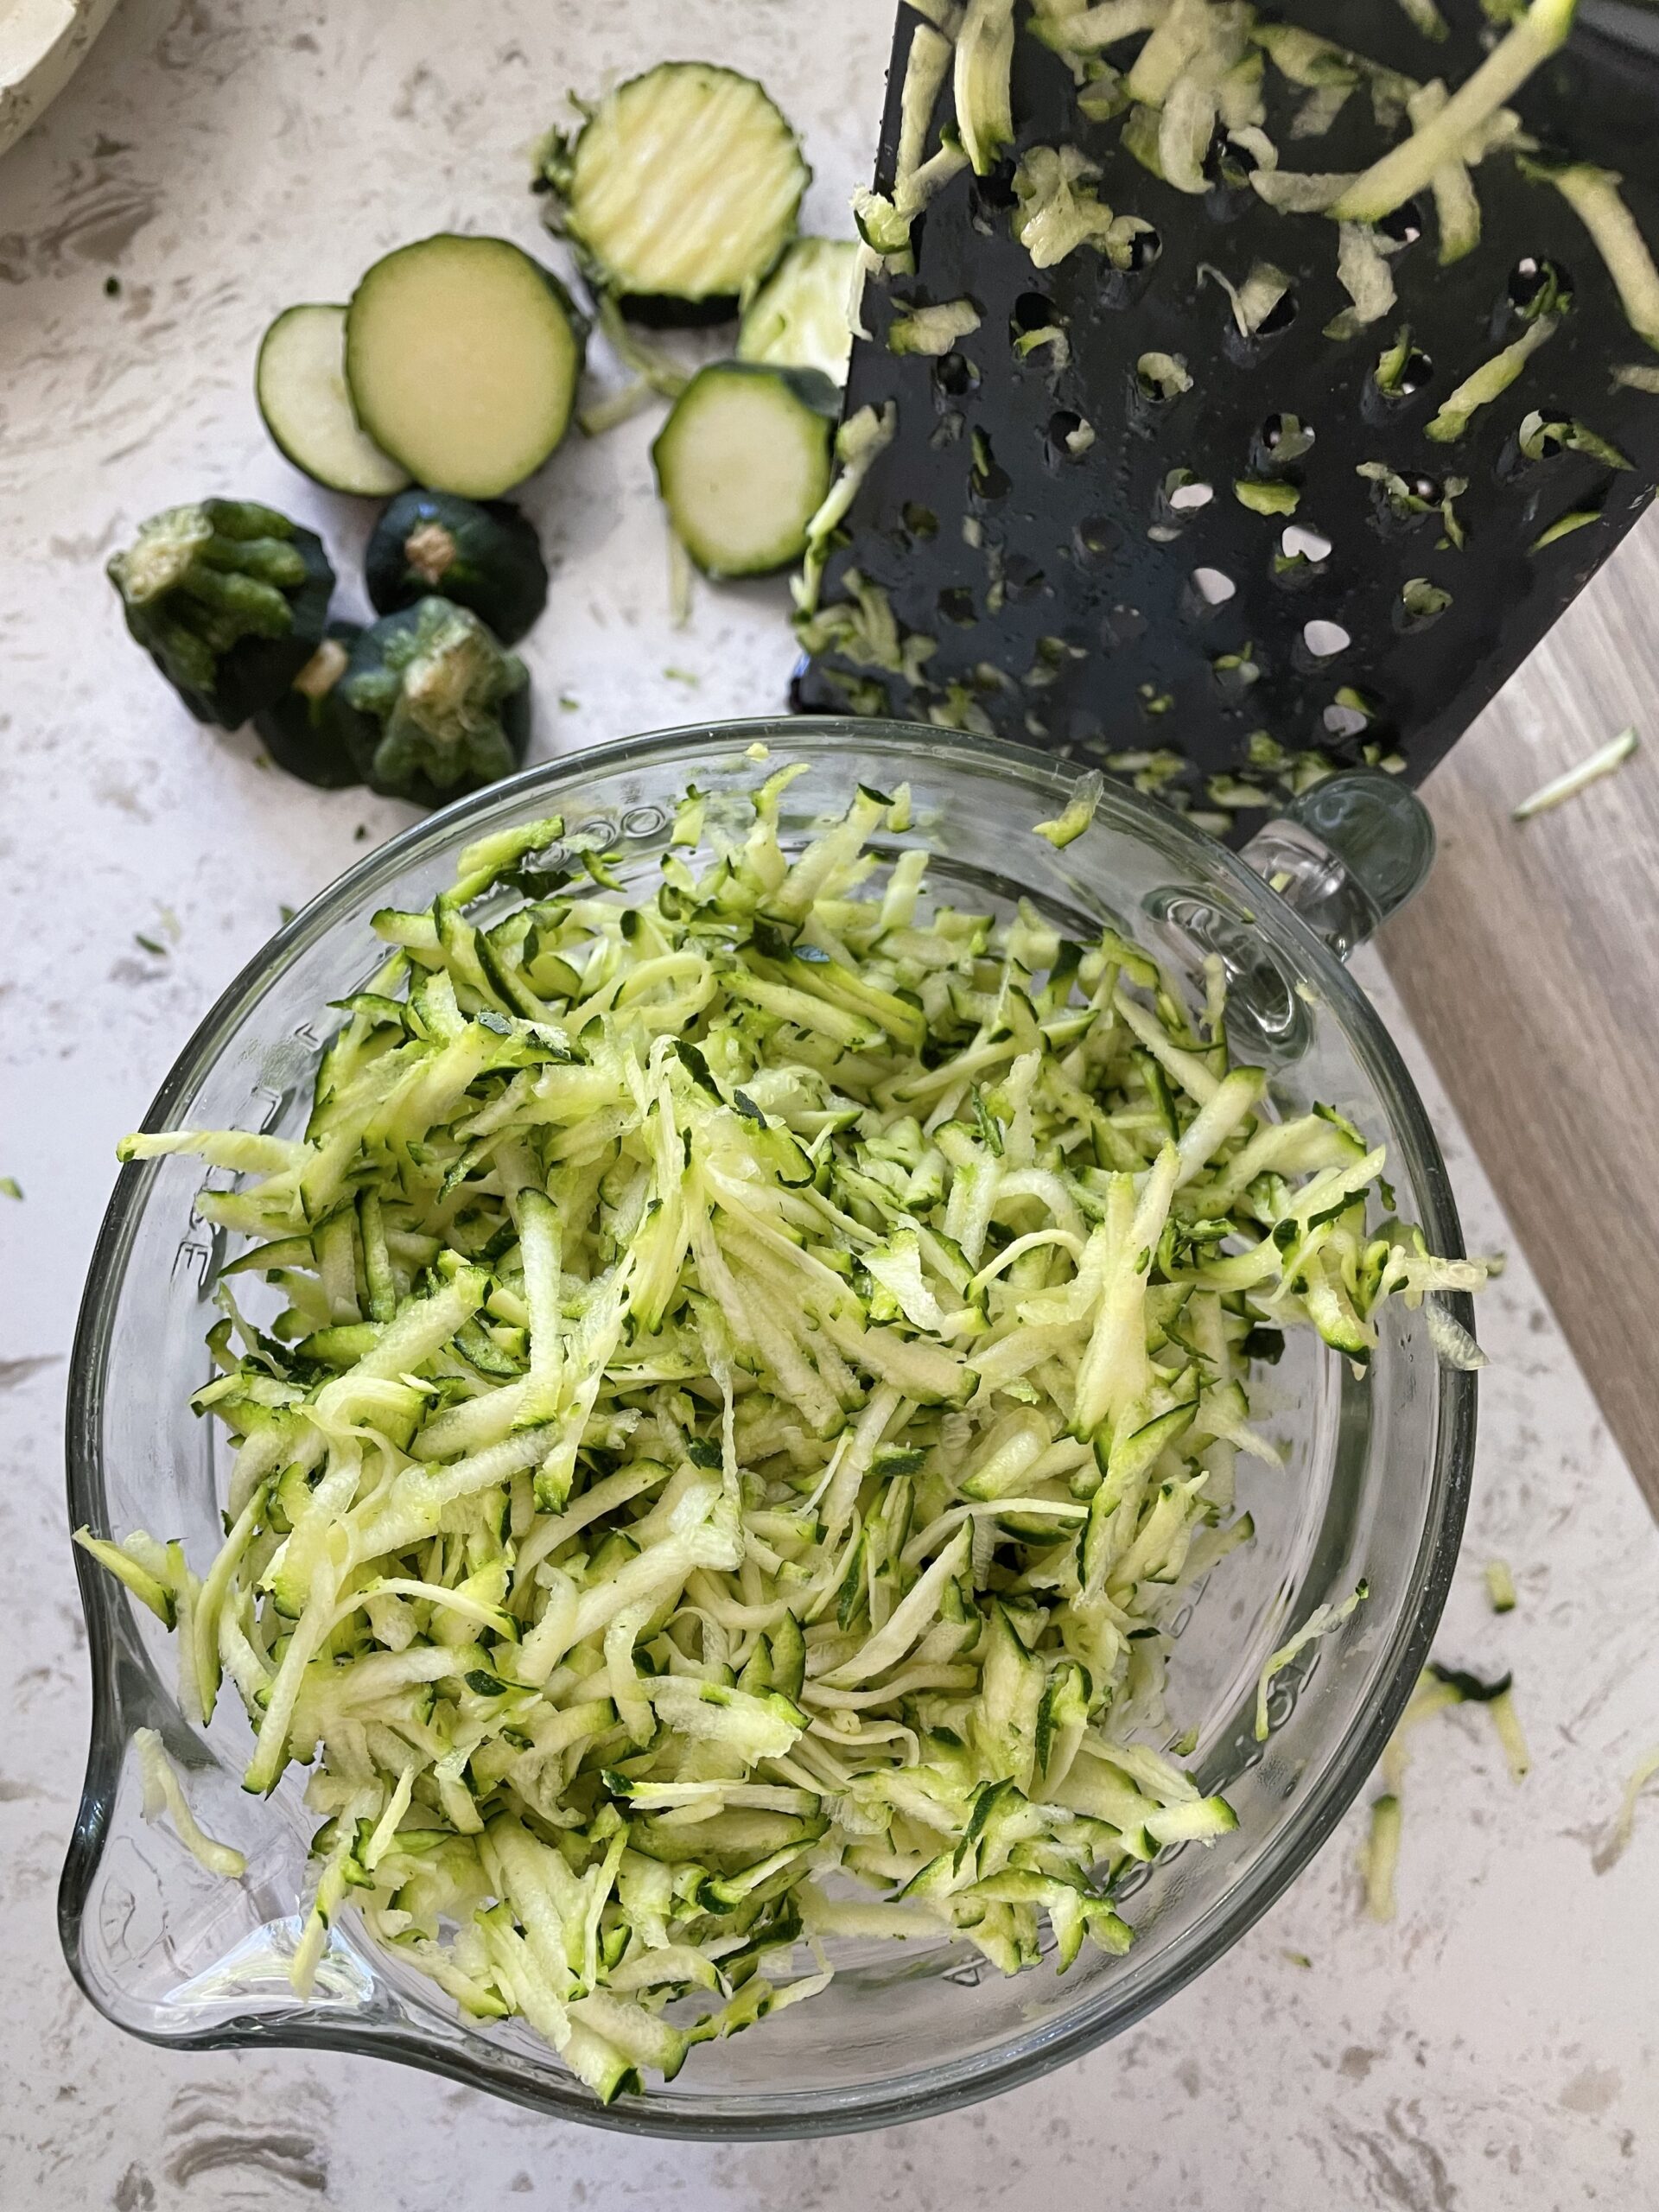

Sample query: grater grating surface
[792,2,1659,839]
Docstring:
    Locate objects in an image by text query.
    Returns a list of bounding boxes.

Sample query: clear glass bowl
[60,719,1474,2138]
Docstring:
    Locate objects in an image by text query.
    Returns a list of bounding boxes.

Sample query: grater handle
[1240,772,1436,964]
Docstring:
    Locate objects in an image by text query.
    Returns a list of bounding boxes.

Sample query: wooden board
[1382,512,1659,1519]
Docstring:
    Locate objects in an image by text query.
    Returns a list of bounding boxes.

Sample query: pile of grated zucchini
[79,769,1483,2101]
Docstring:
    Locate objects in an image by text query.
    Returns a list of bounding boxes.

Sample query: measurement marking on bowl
[170,1240,211,1287]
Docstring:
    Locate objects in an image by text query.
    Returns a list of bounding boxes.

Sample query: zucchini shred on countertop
[80,771,1483,2101]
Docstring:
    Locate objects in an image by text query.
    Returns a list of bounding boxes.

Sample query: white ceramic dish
[0,0,118,160]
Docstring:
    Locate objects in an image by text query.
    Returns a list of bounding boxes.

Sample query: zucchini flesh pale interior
[555,61,809,310]
[652,363,836,576]
[89,771,1486,2101]
[737,237,861,385]
[256,303,411,498]
[346,236,583,499]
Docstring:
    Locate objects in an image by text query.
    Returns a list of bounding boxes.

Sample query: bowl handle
[1240,770,1436,963]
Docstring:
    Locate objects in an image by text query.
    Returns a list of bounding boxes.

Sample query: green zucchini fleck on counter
[108,499,334,728]
[365,489,549,645]
[340,596,531,807]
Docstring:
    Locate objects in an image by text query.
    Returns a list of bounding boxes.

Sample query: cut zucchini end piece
[252,620,367,791]
[346,236,585,499]
[365,489,548,645]
[652,362,836,580]
[736,237,859,385]
[551,61,809,316]
[343,598,531,809]
[257,304,412,498]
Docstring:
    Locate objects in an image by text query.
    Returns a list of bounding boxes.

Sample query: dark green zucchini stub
[251,620,365,789]
[539,61,809,321]
[365,490,548,645]
[107,499,334,728]
[342,596,531,809]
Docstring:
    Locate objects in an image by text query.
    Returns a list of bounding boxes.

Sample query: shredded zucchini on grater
[80,770,1480,2101]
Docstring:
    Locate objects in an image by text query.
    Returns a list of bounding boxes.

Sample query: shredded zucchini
[1511,728,1638,819]
[87,774,1480,2098]
[955,0,1018,174]
[1484,1558,1517,1613]
[1425,313,1557,442]
[1362,1792,1401,1921]
[1325,223,1396,340]
[1255,1583,1369,1742]
[1250,169,1355,214]
[853,19,968,274]
[135,1727,247,1880]
[791,402,898,620]
[1012,145,1149,270]
[1032,771,1104,847]
[1488,1685,1530,1782]
[1045,0,1171,53]
[1332,0,1578,224]
[1137,350,1192,399]
[1200,259,1290,338]
[1594,1747,1659,1872]
[888,298,983,356]
[1395,0,1449,38]
[1235,479,1300,517]
[1531,162,1659,353]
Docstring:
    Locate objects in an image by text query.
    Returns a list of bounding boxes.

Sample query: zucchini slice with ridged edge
[736,237,860,385]
[652,361,836,577]
[365,489,548,645]
[345,236,585,499]
[539,62,809,321]
[256,304,410,497]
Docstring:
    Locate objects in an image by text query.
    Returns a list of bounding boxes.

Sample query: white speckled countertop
[2,3,1657,2206]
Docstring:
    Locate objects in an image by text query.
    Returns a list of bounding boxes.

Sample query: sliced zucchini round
[345,236,585,499]
[546,62,809,320]
[736,237,859,385]
[365,488,548,645]
[651,361,836,578]
[256,304,411,497]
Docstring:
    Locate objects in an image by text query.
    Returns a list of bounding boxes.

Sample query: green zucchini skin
[340,597,531,810]
[251,620,365,789]
[365,490,548,645]
[107,499,335,729]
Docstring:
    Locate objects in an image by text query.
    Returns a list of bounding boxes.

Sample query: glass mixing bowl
[60,718,1473,2138]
